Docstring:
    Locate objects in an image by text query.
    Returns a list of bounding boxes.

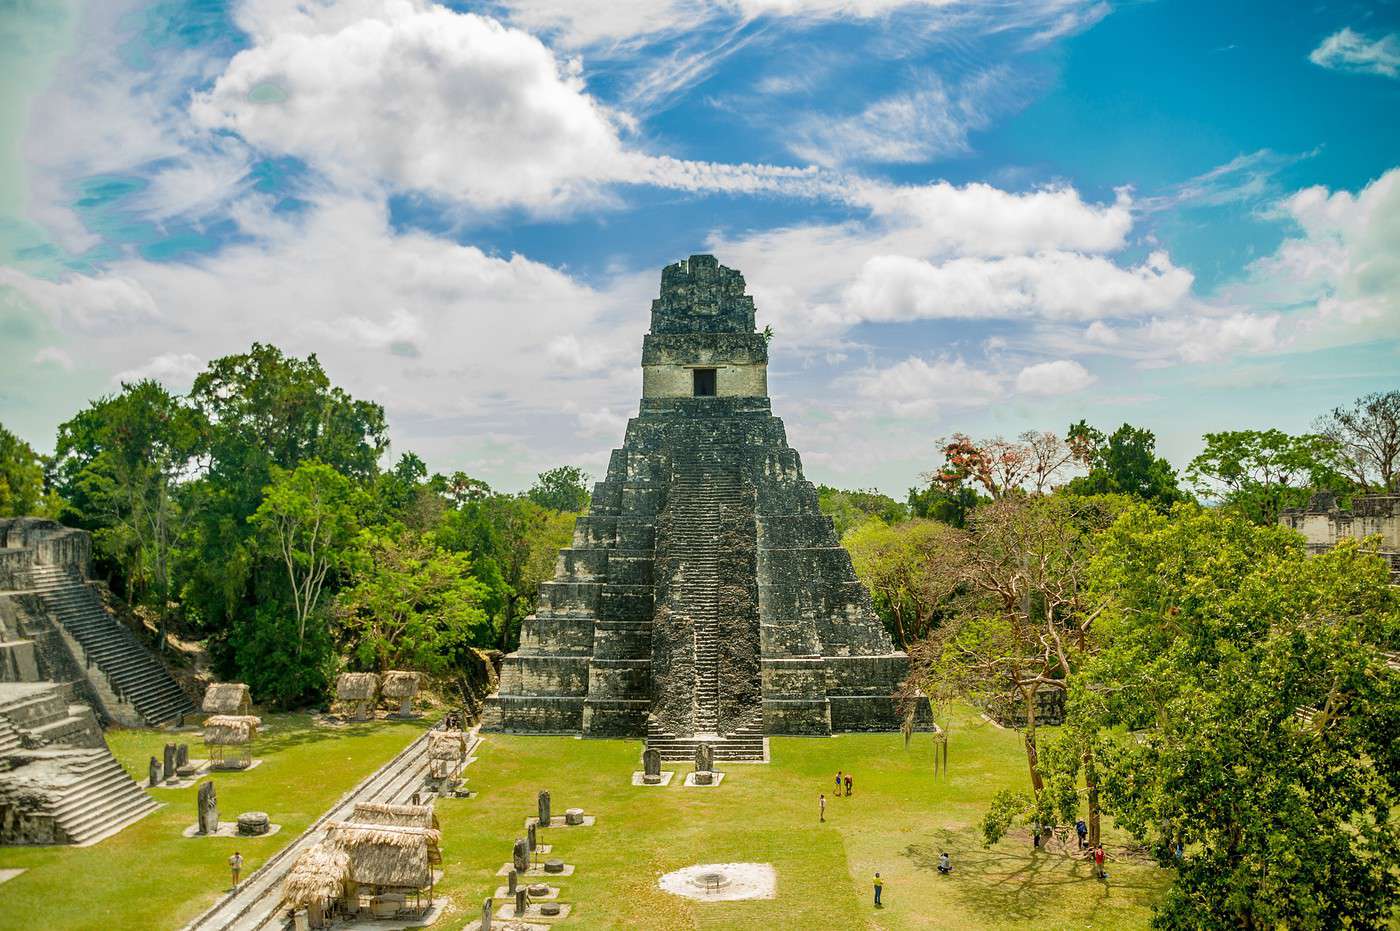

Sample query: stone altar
[484,255,915,749]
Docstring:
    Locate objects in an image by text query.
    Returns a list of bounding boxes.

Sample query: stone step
[33,569,194,727]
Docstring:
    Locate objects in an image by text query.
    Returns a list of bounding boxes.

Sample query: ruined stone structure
[1280,493,1400,580]
[0,518,193,727]
[484,256,912,759]
[0,518,185,844]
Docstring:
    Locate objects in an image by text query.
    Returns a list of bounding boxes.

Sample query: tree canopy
[0,422,54,518]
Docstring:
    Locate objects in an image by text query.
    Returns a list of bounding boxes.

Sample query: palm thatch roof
[427,730,467,759]
[380,671,421,699]
[336,672,380,702]
[282,841,350,907]
[203,714,261,745]
[202,682,251,715]
[350,802,438,830]
[326,821,441,889]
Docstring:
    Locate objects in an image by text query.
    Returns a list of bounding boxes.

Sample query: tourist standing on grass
[836,771,843,797]
[1076,819,1088,849]
[1093,844,1107,880]
[873,872,883,907]
[938,852,952,874]
[819,793,826,822]
[845,773,853,796]
[229,851,243,890]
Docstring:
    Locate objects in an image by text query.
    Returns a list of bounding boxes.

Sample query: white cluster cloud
[1242,167,1400,345]
[194,0,822,212]
[845,250,1192,322]
[1309,27,1400,79]
[849,353,1096,416]
[1015,359,1095,395]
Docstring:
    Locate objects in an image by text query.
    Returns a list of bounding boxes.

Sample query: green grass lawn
[4,706,1168,930]
[0,714,432,931]
[429,706,1168,930]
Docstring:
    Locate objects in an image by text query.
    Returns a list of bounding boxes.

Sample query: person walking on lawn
[819,793,826,822]
[873,872,883,907]
[1093,844,1108,880]
[835,770,843,797]
[845,773,853,796]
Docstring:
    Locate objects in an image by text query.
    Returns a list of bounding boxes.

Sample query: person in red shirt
[1092,844,1107,880]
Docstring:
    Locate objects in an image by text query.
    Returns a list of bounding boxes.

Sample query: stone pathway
[182,724,477,931]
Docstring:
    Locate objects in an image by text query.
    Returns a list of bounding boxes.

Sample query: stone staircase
[27,565,192,726]
[645,716,768,762]
[646,459,767,763]
[669,461,729,734]
[0,715,22,755]
[50,748,161,845]
[0,682,102,747]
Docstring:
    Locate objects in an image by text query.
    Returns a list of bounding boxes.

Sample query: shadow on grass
[246,715,431,757]
[904,829,1162,923]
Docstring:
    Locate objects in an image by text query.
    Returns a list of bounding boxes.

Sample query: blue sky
[1,0,1397,495]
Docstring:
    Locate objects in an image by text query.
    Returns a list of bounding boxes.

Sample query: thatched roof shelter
[350,802,438,830]
[427,730,467,759]
[380,671,420,700]
[202,682,251,715]
[203,714,260,745]
[326,821,442,890]
[283,840,350,908]
[336,673,380,702]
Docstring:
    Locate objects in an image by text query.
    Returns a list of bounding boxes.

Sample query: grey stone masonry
[484,255,913,747]
[0,518,193,727]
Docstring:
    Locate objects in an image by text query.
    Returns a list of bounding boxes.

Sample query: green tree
[1186,428,1346,525]
[816,485,908,537]
[1081,505,1400,929]
[0,422,54,517]
[907,482,984,528]
[1065,421,1187,510]
[1313,389,1400,493]
[437,490,578,650]
[527,466,591,513]
[845,518,963,648]
[335,530,491,672]
[51,381,206,639]
[181,344,387,663]
[249,461,363,662]
[911,494,1124,798]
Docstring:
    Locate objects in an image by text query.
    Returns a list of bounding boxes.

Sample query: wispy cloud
[1309,27,1400,79]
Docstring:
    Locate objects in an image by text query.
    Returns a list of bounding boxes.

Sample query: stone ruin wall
[1280,493,1400,578]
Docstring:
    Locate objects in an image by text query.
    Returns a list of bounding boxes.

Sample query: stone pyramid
[483,255,910,747]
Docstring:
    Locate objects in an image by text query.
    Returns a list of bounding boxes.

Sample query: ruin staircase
[26,565,193,727]
[49,748,161,845]
[645,459,767,763]
[0,716,22,755]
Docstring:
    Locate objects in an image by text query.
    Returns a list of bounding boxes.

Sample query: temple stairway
[0,716,22,755]
[646,457,767,762]
[26,565,192,726]
[49,748,161,845]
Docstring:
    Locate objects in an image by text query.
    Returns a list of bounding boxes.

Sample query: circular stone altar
[236,812,270,836]
[658,863,777,902]
[527,884,551,896]
[539,902,561,916]
[543,859,566,874]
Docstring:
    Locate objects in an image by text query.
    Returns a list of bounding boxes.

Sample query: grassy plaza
[0,705,1166,930]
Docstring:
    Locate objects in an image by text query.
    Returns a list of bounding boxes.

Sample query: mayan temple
[483,255,911,759]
